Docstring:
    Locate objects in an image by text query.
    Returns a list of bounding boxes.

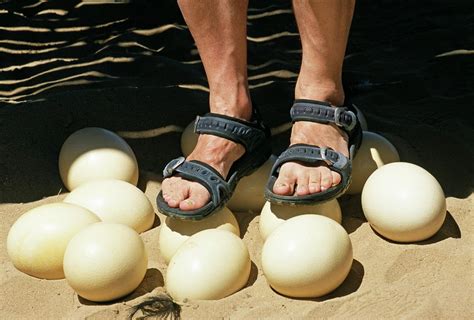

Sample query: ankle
[295,71,345,106]
[209,82,253,121]
[188,135,245,177]
[295,82,345,107]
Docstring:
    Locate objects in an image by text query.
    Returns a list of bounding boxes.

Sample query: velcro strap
[194,113,266,151]
[162,157,232,205]
[271,144,349,176]
[290,100,357,132]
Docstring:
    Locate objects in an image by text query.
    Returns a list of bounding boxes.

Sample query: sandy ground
[1,0,473,319]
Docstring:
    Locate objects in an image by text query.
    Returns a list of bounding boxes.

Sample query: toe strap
[265,144,352,205]
[163,157,232,205]
[269,144,349,178]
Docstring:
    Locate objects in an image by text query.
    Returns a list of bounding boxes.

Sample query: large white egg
[361,162,446,242]
[64,179,154,233]
[166,229,250,301]
[227,156,276,212]
[347,131,399,194]
[262,215,352,298]
[63,222,148,302]
[180,120,198,157]
[7,203,100,279]
[259,200,342,241]
[59,127,139,191]
[159,207,239,263]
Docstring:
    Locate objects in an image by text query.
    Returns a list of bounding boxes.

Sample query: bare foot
[161,95,253,212]
[161,133,246,211]
[272,120,349,196]
[273,82,349,197]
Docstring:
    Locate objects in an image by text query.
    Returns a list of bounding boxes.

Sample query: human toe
[179,183,210,211]
[308,171,322,193]
[273,168,296,195]
[295,171,310,196]
[162,178,188,208]
[319,167,334,191]
[331,171,342,187]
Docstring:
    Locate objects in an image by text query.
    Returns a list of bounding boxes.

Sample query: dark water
[0,0,471,104]
[0,0,472,202]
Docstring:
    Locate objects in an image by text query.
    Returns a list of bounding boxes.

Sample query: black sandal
[157,108,271,220]
[264,99,363,205]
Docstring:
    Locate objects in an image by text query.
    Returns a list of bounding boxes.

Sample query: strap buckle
[320,147,328,162]
[320,147,348,170]
[163,156,185,178]
[334,108,357,132]
[193,115,201,133]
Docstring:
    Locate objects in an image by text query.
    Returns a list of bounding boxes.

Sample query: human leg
[161,0,252,212]
[272,0,356,196]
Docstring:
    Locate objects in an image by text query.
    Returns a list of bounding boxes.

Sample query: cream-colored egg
[59,127,139,191]
[7,203,100,279]
[227,156,276,212]
[166,229,250,301]
[361,162,446,242]
[63,222,148,302]
[159,207,239,263]
[347,131,399,194]
[353,105,368,131]
[262,215,352,298]
[64,179,154,233]
[259,200,342,241]
[180,120,198,157]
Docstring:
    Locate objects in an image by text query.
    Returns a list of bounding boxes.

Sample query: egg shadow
[371,210,460,245]
[236,210,260,238]
[339,194,366,234]
[242,261,259,290]
[317,259,365,300]
[78,268,164,305]
[150,213,161,230]
[271,259,364,301]
[418,211,461,243]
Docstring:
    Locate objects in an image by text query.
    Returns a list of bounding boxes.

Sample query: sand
[1,0,473,319]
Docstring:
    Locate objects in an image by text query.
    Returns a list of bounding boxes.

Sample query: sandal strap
[270,144,349,176]
[162,157,232,205]
[290,99,357,132]
[194,113,267,152]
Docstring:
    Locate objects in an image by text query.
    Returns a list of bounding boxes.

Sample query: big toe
[273,165,296,195]
[179,183,211,211]
[162,178,188,208]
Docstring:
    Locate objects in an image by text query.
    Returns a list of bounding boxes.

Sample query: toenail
[277,183,287,188]
[185,199,195,205]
